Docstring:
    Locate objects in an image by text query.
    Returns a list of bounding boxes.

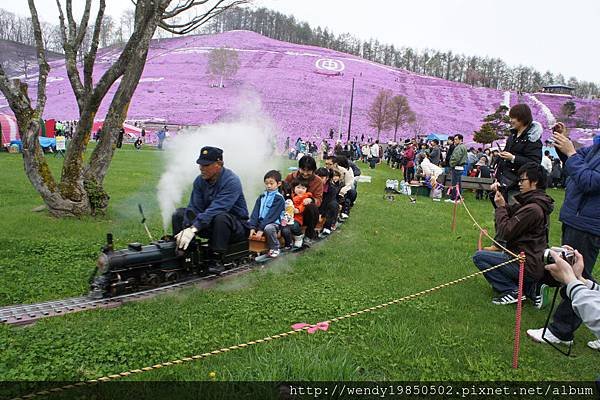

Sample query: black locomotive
[89,233,250,299]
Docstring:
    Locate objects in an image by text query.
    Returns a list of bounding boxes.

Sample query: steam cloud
[157,92,279,232]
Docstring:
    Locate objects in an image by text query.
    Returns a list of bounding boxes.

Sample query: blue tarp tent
[426,133,449,142]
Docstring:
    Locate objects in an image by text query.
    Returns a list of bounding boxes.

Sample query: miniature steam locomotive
[89,233,250,299]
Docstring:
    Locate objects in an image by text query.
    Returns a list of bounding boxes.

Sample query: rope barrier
[12,257,520,400]
[456,190,521,259]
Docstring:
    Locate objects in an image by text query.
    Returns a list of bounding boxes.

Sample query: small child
[248,170,286,258]
[316,167,341,236]
[286,179,313,248]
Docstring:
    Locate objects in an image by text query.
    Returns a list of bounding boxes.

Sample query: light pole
[347,77,355,142]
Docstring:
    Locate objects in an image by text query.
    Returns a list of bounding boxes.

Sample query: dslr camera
[542,246,575,287]
[543,246,575,266]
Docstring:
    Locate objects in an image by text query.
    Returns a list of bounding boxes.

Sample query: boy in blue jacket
[249,170,286,258]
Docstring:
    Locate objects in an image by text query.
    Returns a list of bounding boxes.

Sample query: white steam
[157,92,279,232]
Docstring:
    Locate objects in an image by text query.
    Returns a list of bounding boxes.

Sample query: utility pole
[347,77,355,142]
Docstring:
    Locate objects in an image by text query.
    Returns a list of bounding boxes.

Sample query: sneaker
[444,198,456,203]
[340,213,349,219]
[491,290,526,305]
[319,228,331,239]
[526,327,573,345]
[331,223,337,231]
[533,283,551,310]
[267,249,280,258]
[303,237,313,246]
[282,245,293,252]
[587,339,600,350]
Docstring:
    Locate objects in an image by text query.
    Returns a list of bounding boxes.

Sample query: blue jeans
[450,169,463,201]
[263,223,281,250]
[472,250,535,297]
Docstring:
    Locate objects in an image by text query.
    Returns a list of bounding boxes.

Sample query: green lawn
[0,146,598,389]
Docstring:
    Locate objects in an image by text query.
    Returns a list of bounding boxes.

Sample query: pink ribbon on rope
[291,321,330,334]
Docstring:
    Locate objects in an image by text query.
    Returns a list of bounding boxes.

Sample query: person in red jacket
[284,155,323,243]
[403,141,416,182]
[289,179,312,248]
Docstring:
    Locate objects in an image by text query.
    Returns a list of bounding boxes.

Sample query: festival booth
[1,114,57,152]
[91,121,156,144]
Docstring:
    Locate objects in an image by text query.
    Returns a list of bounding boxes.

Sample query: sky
[3,0,599,83]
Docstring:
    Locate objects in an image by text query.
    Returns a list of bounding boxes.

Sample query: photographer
[537,249,599,350]
[472,163,553,305]
[491,105,543,198]
[527,122,600,348]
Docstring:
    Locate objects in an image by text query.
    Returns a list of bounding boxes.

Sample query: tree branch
[65,0,77,41]
[162,0,209,19]
[27,0,50,115]
[159,0,249,35]
[83,0,106,93]
[0,65,31,116]
[56,0,85,107]
[73,0,92,51]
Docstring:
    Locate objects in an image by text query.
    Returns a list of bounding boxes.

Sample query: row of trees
[202,7,600,99]
[367,90,416,142]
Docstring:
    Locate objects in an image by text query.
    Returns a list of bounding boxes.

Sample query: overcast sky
[3,0,599,83]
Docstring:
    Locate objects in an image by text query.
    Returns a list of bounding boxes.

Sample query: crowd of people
[279,103,600,356]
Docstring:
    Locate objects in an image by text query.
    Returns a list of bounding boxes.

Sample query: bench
[437,174,493,191]
[248,217,326,254]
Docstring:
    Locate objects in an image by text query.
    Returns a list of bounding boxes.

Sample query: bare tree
[385,94,415,142]
[367,89,392,141]
[410,114,427,141]
[0,0,248,218]
[206,47,239,87]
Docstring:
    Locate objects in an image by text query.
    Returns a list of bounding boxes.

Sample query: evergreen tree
[473,123,498,145]
[479,105,511,140]
[559,101,576,122]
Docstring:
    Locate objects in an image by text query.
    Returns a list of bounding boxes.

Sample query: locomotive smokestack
[106,233,114,252]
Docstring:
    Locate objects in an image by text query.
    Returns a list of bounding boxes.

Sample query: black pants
[404,165,415,182]
[302,203,320,239]
[549,225,600,341]
[172,208,248,254]
[341,189,357,214]
[320,198,339,230]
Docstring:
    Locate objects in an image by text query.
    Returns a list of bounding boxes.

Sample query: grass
[0,145,598,391]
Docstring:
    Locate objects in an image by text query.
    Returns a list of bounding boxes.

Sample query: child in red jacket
[286,179,312,248]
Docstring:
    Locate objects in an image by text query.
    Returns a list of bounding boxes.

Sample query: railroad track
[0,262,254,326]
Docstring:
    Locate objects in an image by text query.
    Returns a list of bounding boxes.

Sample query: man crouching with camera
[472,162,554,305]
[527,122,600,350]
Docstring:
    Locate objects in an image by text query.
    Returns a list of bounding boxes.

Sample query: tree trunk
[21,117,92,217]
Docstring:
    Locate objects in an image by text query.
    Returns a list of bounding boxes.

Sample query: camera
[543,246,575,266]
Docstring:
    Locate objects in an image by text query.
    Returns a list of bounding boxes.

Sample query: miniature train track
[0,261,255,326]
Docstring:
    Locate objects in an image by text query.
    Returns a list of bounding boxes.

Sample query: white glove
[175,226,197,250]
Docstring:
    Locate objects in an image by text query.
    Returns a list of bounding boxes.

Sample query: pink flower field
[1,30,598,146]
